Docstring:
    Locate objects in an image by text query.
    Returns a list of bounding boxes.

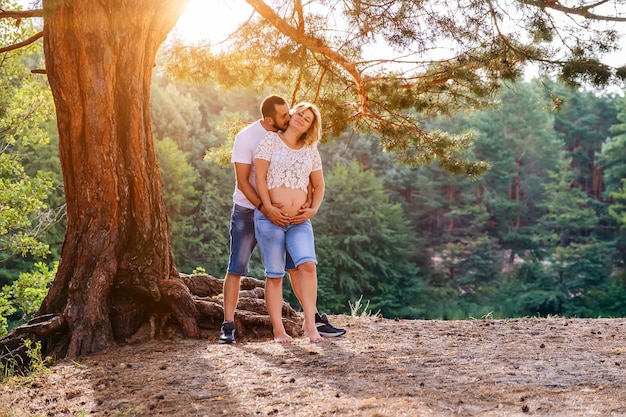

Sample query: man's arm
[236,162,289,226]
[234,162,261,208]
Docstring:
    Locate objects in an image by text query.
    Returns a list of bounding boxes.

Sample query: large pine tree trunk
[39,0,196,357]
[1,1,304,366]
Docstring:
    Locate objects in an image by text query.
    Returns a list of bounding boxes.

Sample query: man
[219,95,346,344]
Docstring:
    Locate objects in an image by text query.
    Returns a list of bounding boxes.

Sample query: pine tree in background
[602,95,626,270]
[312,160,428,318]
[550,82,618,200]
[529,159,614,316]
[154,138,200,270]
[472,81,565,263]
[601,95,626,196]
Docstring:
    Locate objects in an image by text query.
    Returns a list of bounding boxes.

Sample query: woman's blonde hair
[292,102,322,146]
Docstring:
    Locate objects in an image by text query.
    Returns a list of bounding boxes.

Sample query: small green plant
[348,295,380,317]
[192,266,207,274]
[23,339,52,376]
[1,339,51,383]
[482,311,495,320]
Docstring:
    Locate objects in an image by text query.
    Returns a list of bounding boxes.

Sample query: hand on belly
[269,187,307,218]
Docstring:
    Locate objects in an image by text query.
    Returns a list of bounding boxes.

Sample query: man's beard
[274,118,289,132]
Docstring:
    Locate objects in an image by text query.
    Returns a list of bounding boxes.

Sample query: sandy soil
[2,315,626,417]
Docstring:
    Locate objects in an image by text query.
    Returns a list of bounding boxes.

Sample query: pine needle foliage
[163,0,625,177]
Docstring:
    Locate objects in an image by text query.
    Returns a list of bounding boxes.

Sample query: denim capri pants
[253,209,317,279]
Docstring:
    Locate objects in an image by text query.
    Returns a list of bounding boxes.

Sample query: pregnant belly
[269,187,308,217]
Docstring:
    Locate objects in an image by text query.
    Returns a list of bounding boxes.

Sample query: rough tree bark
[1,0,302,367]
[36,0,197,358]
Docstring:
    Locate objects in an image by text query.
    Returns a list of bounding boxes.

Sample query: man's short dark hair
[260,95,287,118]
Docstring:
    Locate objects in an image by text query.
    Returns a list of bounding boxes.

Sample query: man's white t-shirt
[231,120,268,209]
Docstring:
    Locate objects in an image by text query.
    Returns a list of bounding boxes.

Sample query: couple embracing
[219,95,346,344]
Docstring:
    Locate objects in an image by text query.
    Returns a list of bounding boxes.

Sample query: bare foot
[303,323,323,343]
[308,332,322,343]
[273,331,293,344]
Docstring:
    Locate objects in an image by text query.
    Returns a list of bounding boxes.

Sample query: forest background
[2,1,626,336]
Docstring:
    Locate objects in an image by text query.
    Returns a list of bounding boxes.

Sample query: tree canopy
[165,0,626,175]
[3,1,626,176]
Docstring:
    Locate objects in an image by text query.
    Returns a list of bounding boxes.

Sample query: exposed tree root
[0,273,302,373]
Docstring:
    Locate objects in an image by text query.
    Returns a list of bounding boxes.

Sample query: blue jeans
[227,204,294,276]
[254,210,317,279]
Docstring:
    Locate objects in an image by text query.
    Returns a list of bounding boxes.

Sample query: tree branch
[520,0,626,22]
[244,0,370,114]
[0,31,43,53]
[0,8,43,19]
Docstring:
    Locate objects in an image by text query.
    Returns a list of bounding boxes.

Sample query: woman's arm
[302,180,313,209]
[254,158,273,211]
[291,170,324,224]
[309,170,325,213]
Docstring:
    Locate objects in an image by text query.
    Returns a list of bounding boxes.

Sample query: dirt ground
[1,315,626,417]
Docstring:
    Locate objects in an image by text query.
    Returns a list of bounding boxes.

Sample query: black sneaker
[219,321,236,344]
[315,313,346,337]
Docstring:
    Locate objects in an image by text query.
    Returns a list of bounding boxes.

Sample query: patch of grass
[348,295,380,318]
[1,351,20,383]
[530,313,565,321]
[0,339,52,384]
[469,311,495,320]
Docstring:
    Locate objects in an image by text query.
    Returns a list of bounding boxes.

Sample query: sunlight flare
[172,0,251,43]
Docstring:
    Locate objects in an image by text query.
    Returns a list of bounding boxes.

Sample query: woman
[254,102,324,343]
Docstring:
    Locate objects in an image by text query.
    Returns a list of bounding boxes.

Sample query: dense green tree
[438,204,501,290]
[0,262,57,336]
[312,160,428,318]
[319,132,451,247]
[417,151,504,318]
[26,122,65,262]
[546,84,623,267]
[150,78,212,161]
[154,137,200,269]
[184,161,234,277]
[0,2,56,284]
[399,81,625,318]
[599,94,626,266]
[601,95,626,195]
[608,180,626,228]
[472,81,566,262]
[515,159,615,316]
[550,82,618,200]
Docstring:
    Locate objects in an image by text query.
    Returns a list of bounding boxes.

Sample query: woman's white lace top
[255,132,322,192]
